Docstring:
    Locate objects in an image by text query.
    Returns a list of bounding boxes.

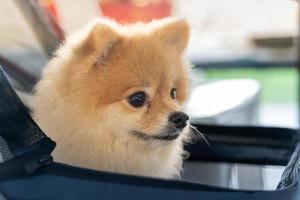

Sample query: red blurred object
[99,0,172,23]
[38,0,59,23]
[38,0,64,41]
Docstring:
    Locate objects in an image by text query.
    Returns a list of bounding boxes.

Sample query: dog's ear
[75,21,121,65]
[154,19,190,54]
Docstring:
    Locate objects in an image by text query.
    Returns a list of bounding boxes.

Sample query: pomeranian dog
[33,17,191,178]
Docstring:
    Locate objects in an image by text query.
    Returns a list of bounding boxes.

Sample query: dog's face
[56,18,190,144]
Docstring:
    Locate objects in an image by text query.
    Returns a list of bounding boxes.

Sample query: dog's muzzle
[132,112,189,141]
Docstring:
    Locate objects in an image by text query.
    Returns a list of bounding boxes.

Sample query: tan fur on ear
[154,19,190,54]
[76,21,121,64]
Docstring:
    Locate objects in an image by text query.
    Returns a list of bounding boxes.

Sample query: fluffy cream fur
[33,17,191,178]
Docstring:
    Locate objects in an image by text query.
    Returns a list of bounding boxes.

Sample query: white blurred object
[173,0,208,30]
[183,162,284,190]
[259,103,298,128]
[55,0,99,34]
[186,79,260,125]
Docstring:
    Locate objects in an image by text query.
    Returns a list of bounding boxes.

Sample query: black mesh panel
[0,66,45,163]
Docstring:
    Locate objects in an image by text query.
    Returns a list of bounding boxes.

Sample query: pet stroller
[0,65,300,200]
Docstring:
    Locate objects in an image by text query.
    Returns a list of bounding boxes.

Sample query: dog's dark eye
[128,91,146,108]
[170,88,177,99]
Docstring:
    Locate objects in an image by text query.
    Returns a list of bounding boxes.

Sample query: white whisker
[189,125,210,146]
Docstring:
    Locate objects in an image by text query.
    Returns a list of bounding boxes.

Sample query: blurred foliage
[200,67,297,103]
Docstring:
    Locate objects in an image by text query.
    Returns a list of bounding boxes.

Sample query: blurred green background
[200,67,297,103]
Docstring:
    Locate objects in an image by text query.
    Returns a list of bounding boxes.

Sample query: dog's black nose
[169,112,189,129]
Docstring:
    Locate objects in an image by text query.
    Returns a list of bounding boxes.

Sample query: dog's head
[52,18,190,144]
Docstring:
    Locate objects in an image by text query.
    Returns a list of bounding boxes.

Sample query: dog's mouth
[131,130,180,141]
